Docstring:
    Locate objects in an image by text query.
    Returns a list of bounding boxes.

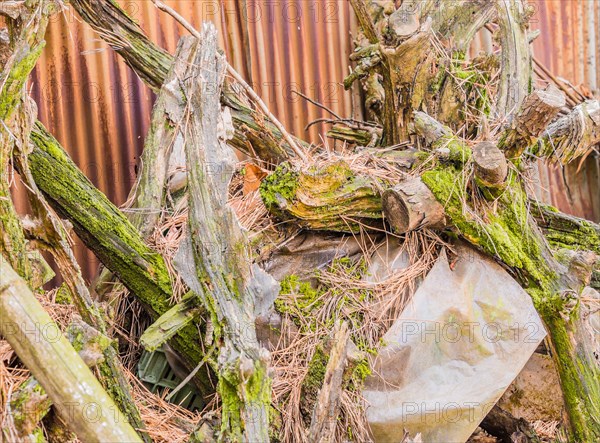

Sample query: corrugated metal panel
[13,1,599,280]
[531,0,600,222]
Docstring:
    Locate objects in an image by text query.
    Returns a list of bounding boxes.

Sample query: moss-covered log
[417,125,600,440]
[26,123,210,392]
[260,161,384,233]
[531,202,600,254]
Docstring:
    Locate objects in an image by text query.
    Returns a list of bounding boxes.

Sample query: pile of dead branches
[1,1,599,442]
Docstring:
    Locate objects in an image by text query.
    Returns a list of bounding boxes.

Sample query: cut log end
[473,141,508,186]
[382,177,445,233]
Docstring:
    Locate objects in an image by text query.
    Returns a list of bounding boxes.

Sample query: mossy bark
[26,123,211,394]
[260,161,384,233]
[419,148,600,441]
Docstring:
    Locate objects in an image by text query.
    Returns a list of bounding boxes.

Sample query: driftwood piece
[308,322,350,443]
[472,141,508,187]
[177,27,276,441]
[0,256,142,442]
[501,84,566,159]
[382,177,446,233]
[413,111,452,145]
[420,0,497,52]
[537,100,600,164]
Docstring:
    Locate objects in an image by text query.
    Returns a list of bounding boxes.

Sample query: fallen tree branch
[260,161,384,233]
[530,201,600,255]
[382,177,446,233]
[536,100,600,164]
[472,141,508,188]
[9,318,113,440]
[0,256,143,442]
[26,124,211,395]
[500,84,566,159]
[175,28,277,440]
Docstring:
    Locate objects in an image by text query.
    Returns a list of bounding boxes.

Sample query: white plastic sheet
[364,245,546,443]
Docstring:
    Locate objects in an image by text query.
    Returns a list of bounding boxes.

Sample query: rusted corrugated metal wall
[16,1,600,280]
[531,0,600,221]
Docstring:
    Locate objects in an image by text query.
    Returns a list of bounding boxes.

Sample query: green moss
[542,313,600,440]
[432,135,472,164]
[54,284,73,305]
[422,167,557,299]
[350,358,372,383]
[219,378,243,440]
[0,42,45,120]
[10,379,51,436]
[275,274,325,325]
[304,346,328,392]
[259,162,299,209]
[447,53,496,123]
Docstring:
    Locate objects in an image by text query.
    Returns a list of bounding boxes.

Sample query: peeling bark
[175,29,275,441]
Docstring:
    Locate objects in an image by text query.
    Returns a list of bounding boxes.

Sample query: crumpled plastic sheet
[363,244,546,443]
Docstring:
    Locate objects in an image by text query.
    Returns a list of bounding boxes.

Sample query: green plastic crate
[137,348,204,412]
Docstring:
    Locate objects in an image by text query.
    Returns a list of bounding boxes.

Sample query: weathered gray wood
[537,100,600,164]
[308,322,350,443]
[176,27,276,441]
[383,178,446,233]
[496,0,532,118]
[0,256,143,443]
